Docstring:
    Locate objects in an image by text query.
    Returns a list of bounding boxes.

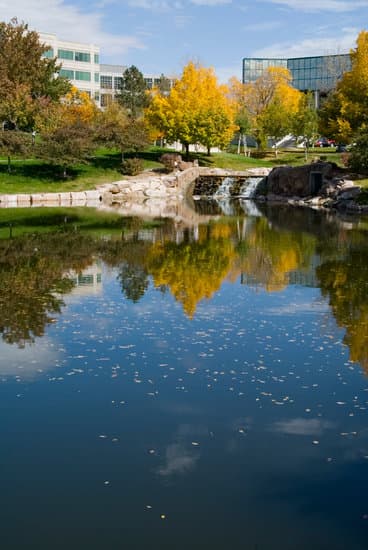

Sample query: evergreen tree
[116,65,149,118]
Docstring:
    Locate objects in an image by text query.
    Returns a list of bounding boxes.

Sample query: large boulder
[266,162,335,197]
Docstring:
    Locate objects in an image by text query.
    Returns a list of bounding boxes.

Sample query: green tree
[95,102,149,161]
[116,65,149,118]
[0,18,70,128]
[0,130,30,172]
[292,92,319,160]
[37,121,95,177]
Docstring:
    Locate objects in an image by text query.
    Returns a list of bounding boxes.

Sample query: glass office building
[242,54,351,94]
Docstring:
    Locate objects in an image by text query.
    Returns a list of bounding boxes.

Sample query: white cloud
[253,27,358,58]
[190,0,231,4]
[243,20,283,32]
[127,0,173,9]
[0,0,145,56]
[267,0,368,12]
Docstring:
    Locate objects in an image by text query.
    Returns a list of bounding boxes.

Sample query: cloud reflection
[272,418,335,435]
[157,442,200,476]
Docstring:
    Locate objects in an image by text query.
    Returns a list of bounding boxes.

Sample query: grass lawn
[0,146,351,195]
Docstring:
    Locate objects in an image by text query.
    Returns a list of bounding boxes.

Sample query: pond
[0,202,368,550]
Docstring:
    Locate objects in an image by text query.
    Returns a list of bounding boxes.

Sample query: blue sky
[0,0,367,81]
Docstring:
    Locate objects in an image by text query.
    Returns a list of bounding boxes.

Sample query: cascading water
[213,177,236,215]
[239,177,264,198]
[213,176,235,198]
[211,175,265,215]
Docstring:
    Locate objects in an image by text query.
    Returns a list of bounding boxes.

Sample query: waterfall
[239,177,264,198]
[214,177,235,198]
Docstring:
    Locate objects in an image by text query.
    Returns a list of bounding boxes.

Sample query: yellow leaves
[146,61,236,152]
[325,30,368,136]
[61,86,98,124]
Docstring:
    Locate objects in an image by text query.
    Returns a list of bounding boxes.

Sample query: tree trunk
[184,142,189,159]
[7,155,11,173]
[243,136,248,157]
[207,146,211,156]
[237,134,241,155]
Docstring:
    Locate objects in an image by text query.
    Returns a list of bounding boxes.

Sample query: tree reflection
[2,209,367,380]
[233,217,315,291]
[0,231,97,347]
[317,232,368,373]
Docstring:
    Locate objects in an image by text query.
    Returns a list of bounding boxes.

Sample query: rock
[267,162,335,197]
[338,186,361,200]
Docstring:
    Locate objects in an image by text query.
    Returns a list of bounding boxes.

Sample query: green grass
[0,206,165,239]
[0,146,352,195]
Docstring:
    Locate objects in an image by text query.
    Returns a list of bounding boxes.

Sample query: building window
[75,51,91,63]
[43,48,54,58]
[60,69,75,80]
[58,49,74,60]
[94,72,100,83]
[94,91,100,101]
[94,53,99,64]
[114,77,123,90]
[100,76,112,89]
[75,71,91,81]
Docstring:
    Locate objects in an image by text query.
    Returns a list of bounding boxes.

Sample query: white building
[38,33,175,110]
[99,63,127,107]
[39,32,101,106]
[100,64,175,107]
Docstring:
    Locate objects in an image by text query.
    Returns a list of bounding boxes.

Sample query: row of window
[100,76,123,90]
[43,49,99,63]
[58,49,99,63]
[60,69,101,82]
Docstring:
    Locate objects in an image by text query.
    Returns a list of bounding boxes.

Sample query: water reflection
[0,204,367,374]
[1,203,368,550]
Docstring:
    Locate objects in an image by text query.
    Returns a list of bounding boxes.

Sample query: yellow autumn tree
[319,30,368,142]
[35,86,98,134]
[61,86,99,125]
[146,61,236,156]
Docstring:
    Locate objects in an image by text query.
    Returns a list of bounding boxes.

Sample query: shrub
[121,157,144,176]
[159,153,182,172]
[348,131,368,174]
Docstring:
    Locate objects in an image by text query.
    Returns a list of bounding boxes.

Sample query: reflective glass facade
[242,58,287,84]
[242,54,351,93]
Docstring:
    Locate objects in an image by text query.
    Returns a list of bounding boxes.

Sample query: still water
[0,201,367,549]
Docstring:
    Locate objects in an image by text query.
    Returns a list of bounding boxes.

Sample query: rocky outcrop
[264,162,367,212]
[267,162,337,197]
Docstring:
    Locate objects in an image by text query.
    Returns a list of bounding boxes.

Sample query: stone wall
[0,167,201,208]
